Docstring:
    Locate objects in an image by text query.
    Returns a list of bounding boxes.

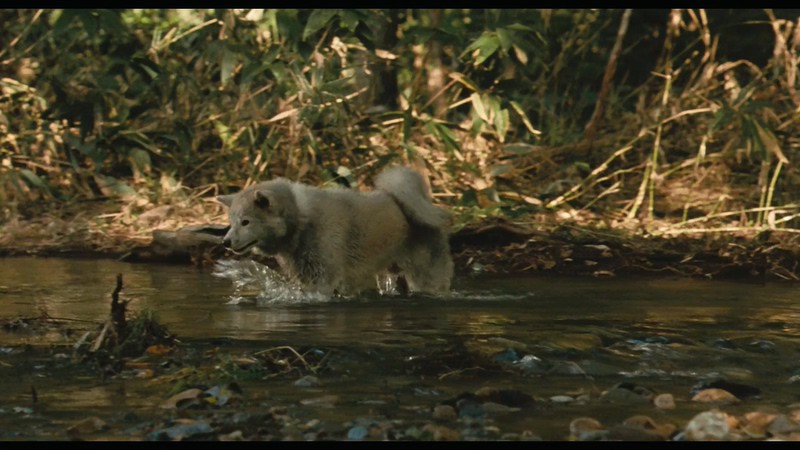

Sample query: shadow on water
[2,257,800,440]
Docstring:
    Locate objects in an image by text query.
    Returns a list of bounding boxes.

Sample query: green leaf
[221,47,236,86]
[470,93,490,122]
[129,148,152,175]
[574,161,591,172]
[52,9,79,35]
[512,44,528,65]
[339,10,361,31]
[490,164,513,177]
[464,32,500,66]
[510,100,540,135]
[496,28,512,53]
[214,121,232,148]
[428,122,459,152]
[460,188,479,206]
[131,56,161,81]
[303,9,338,41]
[504,143,538,155]
[494,108,510,143]
[507,23,536,32]
[711,106,734,132]
[94,175,136,198]
[448,72,479,93]
[19,169,51,193]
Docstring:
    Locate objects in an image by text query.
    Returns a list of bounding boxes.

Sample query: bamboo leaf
[470,93,490,122]
[494,108,510,143]
[221,47,236,86]
[754,121,788,164]
[94,175,136,199]
[19,169,51,193]
[504,143,539,155]
[464,32,500,66]
[303,9,338,41]
[129,148,152,176]
[496,28,512,52]
[510,100,541,135]
[512,44,528,65]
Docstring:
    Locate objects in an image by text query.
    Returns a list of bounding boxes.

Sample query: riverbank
[2,199,800,281]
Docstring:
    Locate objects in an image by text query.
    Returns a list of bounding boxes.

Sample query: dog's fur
[217,167,453,296]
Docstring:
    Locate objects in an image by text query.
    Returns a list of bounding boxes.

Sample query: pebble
[293,375,321,387]
[691,388,740,405]
[347,425,369,441]
[653,393,676,409]
[482,402,520,413]
[422,424,460,441]
[456,398,486,419]
[432,404,457,420]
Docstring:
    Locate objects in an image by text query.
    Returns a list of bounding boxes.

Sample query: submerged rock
[147,421,214,441]
[600,382,655,403]
[691,388,741,405]
[683,410,732,441]
[432,404,457,420]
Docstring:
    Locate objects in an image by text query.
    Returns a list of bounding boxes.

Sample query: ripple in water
[212,259,413,305]
[212,259,330,305]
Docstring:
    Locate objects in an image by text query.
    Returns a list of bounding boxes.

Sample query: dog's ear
[254,190,271,209]
[217,194,235,207]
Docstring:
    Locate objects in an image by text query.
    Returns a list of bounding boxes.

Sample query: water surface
[1,257,799,440]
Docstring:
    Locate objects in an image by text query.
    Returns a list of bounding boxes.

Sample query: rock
[432,404,457,420]
[570,417,605,441]
[691,379,761,399]
[691,388,740,405]
[748,340,776,353]
[294,375,321,387]
[767,414,800,436]
[684,410,731,441]
[622,415,676,440]
[422,424,460,441]
[219,430,245,441]
[520,430,542,441]
[147,420,214,441]
[160,388,205,409]
[548,361,587,376]
[300,394,339,407]
[550,395,574,404]
[482,402,520,413]
[741,411,776,438]
[474,387,535,407]
[600,382,655,403]
[456,398,486,419]
[67,416,108,436]
[653,393,676,409]
[514,354,549,374]
[606,424,663,441]
[347,425,369,441]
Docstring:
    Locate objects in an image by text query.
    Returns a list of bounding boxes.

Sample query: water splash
[212,259,329,305]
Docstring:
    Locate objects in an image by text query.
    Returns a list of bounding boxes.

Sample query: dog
[217,166,453,297]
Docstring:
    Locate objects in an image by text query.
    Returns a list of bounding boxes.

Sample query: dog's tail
[375,166,450,229]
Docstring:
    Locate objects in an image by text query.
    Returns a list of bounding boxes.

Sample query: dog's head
[217,181,297,254]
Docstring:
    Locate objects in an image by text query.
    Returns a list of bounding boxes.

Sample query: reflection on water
[3,257,800,347]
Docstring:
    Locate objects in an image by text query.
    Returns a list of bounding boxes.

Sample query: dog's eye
[241,219,250,226]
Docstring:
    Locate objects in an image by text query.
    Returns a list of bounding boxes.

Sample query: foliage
[0,9,799,235]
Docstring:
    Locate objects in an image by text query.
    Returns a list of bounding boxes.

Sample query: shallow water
[1,256,800,440]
